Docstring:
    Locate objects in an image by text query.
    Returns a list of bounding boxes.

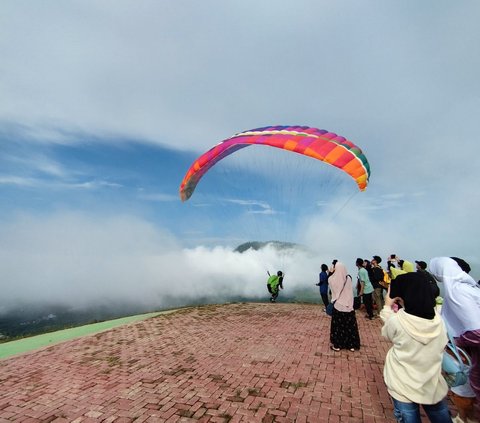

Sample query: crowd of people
[319,254,478,423]
[268,254,479,423]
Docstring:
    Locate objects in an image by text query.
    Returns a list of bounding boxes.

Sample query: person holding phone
[380,273,452,422]
[316,264,330,312]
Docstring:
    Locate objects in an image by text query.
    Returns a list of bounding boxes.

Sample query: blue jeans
[392,398,452,423]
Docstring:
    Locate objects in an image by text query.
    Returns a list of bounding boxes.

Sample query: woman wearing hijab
[429,257,480,413]
[329,261,360,352]
[381,272,452,422]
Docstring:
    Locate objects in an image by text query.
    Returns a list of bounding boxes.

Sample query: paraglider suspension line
[331,191,358,219]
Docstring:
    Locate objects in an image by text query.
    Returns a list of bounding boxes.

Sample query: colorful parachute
[179,125,370,201]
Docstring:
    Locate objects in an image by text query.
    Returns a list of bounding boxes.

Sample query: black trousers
[363,292,374,318]
[321,293,329,307]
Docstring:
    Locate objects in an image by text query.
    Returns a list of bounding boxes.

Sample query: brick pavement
[0,303,400,422]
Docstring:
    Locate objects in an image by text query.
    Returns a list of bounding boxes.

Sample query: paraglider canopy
[179,125,370,201]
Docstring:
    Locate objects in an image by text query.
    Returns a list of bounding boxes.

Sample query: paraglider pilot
[267,271,284,303]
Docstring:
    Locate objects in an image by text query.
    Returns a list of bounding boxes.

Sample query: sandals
[330,346,355,352]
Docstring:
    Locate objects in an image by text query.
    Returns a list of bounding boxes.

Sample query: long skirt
[330,308,361,350]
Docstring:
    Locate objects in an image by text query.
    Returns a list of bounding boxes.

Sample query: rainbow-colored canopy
[180,125,370,201]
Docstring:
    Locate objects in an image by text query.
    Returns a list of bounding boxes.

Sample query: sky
[1,1,479,314]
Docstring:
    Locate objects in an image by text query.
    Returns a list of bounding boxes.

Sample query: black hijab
[389,272,436,319]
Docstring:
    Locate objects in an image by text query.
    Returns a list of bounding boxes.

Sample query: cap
[415,260,427,270]
[372,255,382,264]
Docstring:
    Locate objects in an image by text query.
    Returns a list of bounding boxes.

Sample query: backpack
[381,268,391,288]
[442,332,472,387]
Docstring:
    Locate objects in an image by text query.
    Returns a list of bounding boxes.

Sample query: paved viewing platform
[0,303,402,422]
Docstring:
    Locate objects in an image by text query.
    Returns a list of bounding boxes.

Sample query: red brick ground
[0,303,414,422]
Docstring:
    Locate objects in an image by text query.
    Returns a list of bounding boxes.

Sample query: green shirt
[358,267,374,294]
[267,275,280,290]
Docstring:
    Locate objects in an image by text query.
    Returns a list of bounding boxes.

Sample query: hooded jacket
[390,260,415,280]
[380,306,448,404]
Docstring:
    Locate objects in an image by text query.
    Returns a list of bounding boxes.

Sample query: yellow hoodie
[390,260,415,280]
[380,307,448,404]
[401,260,415,273]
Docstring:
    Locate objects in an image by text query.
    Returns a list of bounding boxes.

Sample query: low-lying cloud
[1,195,478,318]
[0,212,322,315]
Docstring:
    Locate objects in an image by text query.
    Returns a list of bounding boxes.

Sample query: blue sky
[1,1,479,312]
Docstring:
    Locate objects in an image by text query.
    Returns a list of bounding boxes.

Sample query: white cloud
[0,174,121,191]
[1,1,479,310]
[0,176,38,187]
[68,180,122,190]
[299,187,480,276]
[2,152,68,178]
[138,192,178,202]
[0,212,321,314]
[225,199,275,215]
[2,1,479,153]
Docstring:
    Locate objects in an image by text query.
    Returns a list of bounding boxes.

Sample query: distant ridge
[234,240,303,253]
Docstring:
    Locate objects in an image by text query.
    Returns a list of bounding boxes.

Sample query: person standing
[430,257,480,420]
[381,273,452,422]
[371,255,386,312]
[356,258,375,319]
[317,264,330,311]
[267,271,284,303]
[329,259,338,276]
[398,258,416,273]
[415,260,440,299]
[329,261,360,351]
[389,254,415,280]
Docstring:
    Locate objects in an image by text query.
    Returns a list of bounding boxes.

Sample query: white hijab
[429,257,480,337]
